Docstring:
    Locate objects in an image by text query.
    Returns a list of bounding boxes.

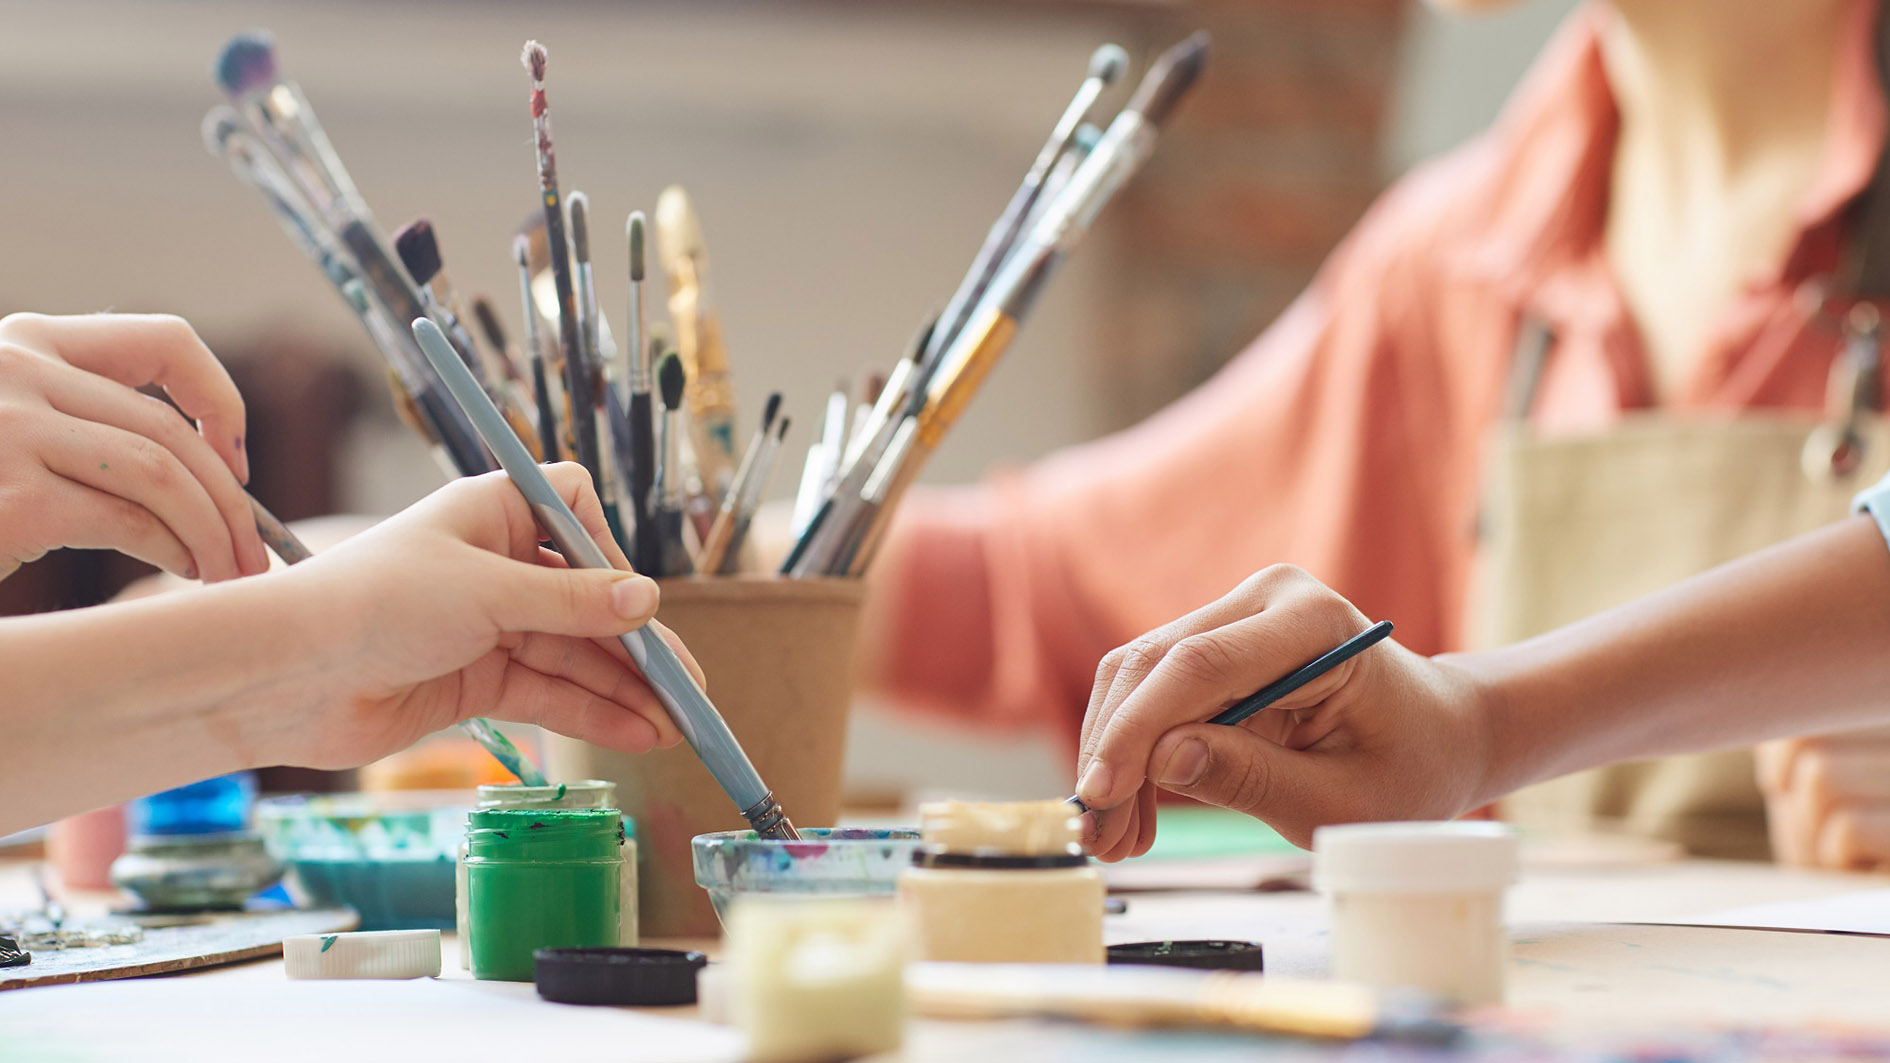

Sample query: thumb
[1146,723,1330,848]
[485,559,661,638]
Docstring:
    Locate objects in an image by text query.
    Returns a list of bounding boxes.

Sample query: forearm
[1458,517,1890,803]
[0,571,328,833]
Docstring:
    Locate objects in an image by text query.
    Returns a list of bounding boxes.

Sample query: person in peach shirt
[864,0,1890,865]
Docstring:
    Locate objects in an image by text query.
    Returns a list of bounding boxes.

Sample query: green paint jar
[464,808,622,982]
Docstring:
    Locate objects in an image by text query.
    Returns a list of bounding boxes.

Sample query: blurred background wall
[0,0,1575,801]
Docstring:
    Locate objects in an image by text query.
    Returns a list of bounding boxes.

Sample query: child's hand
[0,313,267,582]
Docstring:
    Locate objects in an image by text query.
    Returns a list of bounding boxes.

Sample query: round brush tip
[511,232,531,268]
[568,191,591,262]
[521,40,548,82]
[393,219,442,287]
[472,297,507,349]
[627,211,647,282]
[215,31,277,97]
[762,391,782,428]
[658,352,687,410]
[774,416,791,440]
[1130,31,1211,129]
[1089,43,1130,85]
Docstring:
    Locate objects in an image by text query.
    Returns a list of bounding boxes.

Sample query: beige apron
[1480,313,1890,860]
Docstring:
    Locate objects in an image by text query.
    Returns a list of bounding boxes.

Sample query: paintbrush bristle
[472,297,508,351]
[1089,43,1130,85]
[627,211,647,282]
[215,31,278,97]
[862,370,887,406]
[201,107,242,155]
[512,232,531,269]
[1126,32,1210,130]
[654,186,704,267]
[393,219,443,287]
[658,352,686,411]
[774,416,791,441]
[568,191,591,263]
[522,40,548,84]
[762,391,782,429]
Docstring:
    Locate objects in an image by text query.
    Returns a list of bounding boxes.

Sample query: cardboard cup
[545,576,866,938]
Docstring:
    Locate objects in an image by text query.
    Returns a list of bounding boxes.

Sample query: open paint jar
[464,808,623,982]
[258,792,464,930]
[691,828,920,925]
[454,781,636,969]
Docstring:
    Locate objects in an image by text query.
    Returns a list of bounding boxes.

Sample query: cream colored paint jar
[1313,821,1518,1005]
[898,799,1103,965]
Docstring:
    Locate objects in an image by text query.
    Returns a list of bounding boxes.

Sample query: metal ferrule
[742,796,799,840]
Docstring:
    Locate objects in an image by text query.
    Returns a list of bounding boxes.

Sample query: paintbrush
[789,381,849,539]
[697,394,782,573]
[850,371,886,454]
[907,964,1457,1044]
[922,44,1128,372]
[822,33,1210,577]
[626,212,658,575]
[714,415,791,573]
[654,186,739,494]
[513,233,563,463]
[247,491,550,786]
[653,352,696,578]
[780,315,933,576]
[1020,121,1104,242]
[567,191,626,546]
[1065,621,1393,816]
[214,34,495,477]
[394,219,492,387]
[470,296,549,463]
[413,317,796,839]
[521,42,603,492]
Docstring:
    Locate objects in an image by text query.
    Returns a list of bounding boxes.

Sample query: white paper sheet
[1644,888,1890,935]
[0,975,745,1062]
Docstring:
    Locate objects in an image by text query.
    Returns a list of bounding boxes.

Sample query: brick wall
[1100,0,1408,424]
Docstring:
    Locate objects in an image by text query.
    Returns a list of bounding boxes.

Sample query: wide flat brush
[394,219,491,387]
[521,42,603,492]
[654,186,739,495]
[414,317,796,839]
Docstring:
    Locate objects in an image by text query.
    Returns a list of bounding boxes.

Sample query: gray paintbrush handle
[413,318,777,819]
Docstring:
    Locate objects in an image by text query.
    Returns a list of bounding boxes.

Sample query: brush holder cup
[545,576,866,938]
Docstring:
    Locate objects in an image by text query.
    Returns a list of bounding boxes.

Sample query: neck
[1601,0,1850,180]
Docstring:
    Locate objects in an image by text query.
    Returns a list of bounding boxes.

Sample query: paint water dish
[691,828,920,925]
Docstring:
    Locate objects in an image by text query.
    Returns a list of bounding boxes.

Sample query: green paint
[319,935,338,953]
[464,809,620,982]
[99,462,109,471]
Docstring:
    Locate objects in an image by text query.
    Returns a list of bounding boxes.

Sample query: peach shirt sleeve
[862,176,1469,739]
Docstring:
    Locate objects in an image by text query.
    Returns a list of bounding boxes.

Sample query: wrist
[1433,649,1530,811]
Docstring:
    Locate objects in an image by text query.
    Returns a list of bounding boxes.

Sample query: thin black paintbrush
[716,414,792,573]
[514,233,562,462]
[653,352,695,578]
[521,41,602,489]
[626,212,658,575]
[568,191,625,545]
[1065,621,1394,815]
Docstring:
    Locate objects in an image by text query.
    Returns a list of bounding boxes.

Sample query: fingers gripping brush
[413,317,798,839]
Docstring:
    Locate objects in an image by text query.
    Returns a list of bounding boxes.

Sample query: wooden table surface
[4,851,1888,1060]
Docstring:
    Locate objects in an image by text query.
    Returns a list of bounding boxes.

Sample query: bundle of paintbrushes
[781,33,1210,577]
[208,30,1206,581]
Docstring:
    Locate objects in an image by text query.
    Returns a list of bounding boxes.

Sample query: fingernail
[611,575,659,619]
[1076,762,1112,806]
[1156,740,1208,788]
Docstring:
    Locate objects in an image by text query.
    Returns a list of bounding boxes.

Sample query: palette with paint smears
[691,828,919,925]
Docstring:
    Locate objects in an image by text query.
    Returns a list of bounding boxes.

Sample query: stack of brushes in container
[208,30,1208,580]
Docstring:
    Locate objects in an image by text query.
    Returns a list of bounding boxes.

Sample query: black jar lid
[1106,939,1265,971]
[534,947,707,1006]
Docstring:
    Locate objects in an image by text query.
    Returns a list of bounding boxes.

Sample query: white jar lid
[284,929,442,980]
[1312,821,1518,894]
